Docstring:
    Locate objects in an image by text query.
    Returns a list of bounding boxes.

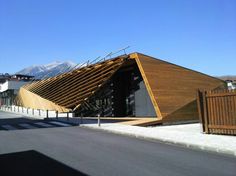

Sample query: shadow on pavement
[0,117,40,125]
[50,117,132,125]
[0,150,89,176]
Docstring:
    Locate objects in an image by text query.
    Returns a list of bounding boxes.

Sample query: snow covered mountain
[17,61,77,79]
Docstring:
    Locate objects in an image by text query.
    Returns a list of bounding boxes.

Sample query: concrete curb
[82,125,236,158]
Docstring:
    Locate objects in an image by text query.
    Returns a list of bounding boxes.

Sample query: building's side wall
[0,81,28,93]
[0,81,9,92]
[133,53,226,122]
[8,81,28,90]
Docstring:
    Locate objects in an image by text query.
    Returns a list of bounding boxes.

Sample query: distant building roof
[0,73,34,83]
[12,74,34,78]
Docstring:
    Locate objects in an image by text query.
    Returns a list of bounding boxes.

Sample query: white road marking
[34,122,54,128]
[1,125,18,130]
[18,123,38,129]
[49,121,71,127]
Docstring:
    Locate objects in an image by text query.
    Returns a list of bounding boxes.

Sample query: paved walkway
[82,123,236,156]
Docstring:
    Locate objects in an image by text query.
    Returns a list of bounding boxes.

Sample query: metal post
[80,113,83,124]
[67,112,69,121]
[32,109,34,115]
[18,106,19,112]
[26,108,28,114]
[22,107,24,113]
[46,110,49,118]
[56,111,58,119]
[39,109,41,116]
[98,114,101,127]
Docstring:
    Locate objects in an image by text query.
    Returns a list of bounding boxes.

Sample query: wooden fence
[197,89,236,135]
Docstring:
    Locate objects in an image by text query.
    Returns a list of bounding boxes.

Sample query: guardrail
[0,105,74,120]
[197,89,236,135]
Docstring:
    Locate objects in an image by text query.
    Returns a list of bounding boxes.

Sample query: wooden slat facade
[130,53,225,123]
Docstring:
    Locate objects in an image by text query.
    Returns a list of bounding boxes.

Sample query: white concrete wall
[134,81,156,117]
[0,81,28,93]
[0,81,9,92]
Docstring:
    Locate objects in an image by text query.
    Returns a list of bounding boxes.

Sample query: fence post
[202,91,209,133]
[197,90,205,132]
[98,114,101,127]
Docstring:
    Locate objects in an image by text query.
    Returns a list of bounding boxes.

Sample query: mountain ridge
[16,61,77,79]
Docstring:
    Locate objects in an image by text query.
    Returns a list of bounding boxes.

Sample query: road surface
[0,111,235,176]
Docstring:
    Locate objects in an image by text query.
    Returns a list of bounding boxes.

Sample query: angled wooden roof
[18,55,128,112]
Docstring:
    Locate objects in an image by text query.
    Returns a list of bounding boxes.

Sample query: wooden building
[16,53,225,125]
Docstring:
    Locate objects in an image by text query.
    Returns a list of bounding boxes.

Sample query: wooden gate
[197,89,236,135]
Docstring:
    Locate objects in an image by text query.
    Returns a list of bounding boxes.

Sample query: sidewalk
[81,123,236,157]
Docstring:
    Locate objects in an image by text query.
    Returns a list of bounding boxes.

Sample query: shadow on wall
[0,150,89,176]
[163,100,199,123]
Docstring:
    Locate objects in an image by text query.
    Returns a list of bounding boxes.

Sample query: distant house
[225,80,236,90]
[0,74,34,106]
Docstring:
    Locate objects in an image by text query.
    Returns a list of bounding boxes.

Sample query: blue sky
[0,0,235,76]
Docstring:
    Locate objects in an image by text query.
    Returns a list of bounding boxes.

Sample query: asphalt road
[0,111,235,176]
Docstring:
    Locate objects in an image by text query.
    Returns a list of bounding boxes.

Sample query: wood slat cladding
[130,53,225,122]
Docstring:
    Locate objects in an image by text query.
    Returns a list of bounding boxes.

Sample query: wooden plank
[206,92,236,98]
[208,125,236,130]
